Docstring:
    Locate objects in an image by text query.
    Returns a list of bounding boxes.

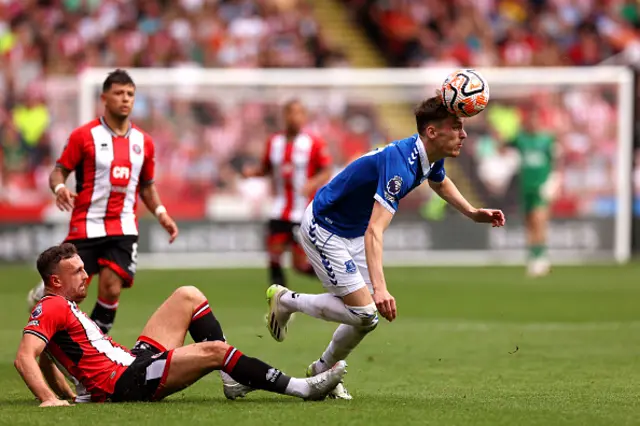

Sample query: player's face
[434,116,467,157]
[285,102,306,133]
[101,83,135,120]
[56,255,89,302]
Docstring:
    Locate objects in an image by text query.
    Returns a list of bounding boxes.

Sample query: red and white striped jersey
[57,118,155,240]
[23,295,134,402]
[263,132,331,223]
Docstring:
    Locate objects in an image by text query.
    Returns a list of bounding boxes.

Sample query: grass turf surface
[0,264,639,425]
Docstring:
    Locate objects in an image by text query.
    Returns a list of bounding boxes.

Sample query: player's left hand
[158,212,179,243]
[373,289,397,322]
[39,399,73,408]
[470,208,505,227]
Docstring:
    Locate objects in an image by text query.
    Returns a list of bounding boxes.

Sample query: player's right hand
[158,212,179,243]
[39,399,73,407]
[373,289,397,322]
[55,187,77,212]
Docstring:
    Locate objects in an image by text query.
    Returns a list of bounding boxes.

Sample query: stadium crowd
[0,0,373,215]
[0,0,637,219]
[347,0,640,68]
[346,0,635,217]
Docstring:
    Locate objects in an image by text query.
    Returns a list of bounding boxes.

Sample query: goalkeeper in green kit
[509,111,560,277]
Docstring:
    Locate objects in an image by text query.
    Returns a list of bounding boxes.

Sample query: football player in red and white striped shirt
[27,69,178,334]
[244,100,332,287]
[15,243,346,406]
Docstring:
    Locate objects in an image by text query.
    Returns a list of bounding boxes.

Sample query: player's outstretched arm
[14,334,72,407]
[428,177,505,227]
[139,183,179,243]
[39,353,76,401]
[365,201,397,322]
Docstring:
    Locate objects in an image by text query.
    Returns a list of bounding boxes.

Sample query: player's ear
[425,124,437,139]
[50,273,62,289]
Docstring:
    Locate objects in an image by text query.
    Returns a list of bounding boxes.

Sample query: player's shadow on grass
[161,394,430,405]
[163,395,310,405]
[1,394,437,407]
[0,397,304,408]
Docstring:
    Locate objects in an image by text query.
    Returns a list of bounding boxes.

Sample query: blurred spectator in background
[12,85,50,168]
[0,0,632,222]
[0,0,350,216]
[345,0,628,219]
[347,0,640,68]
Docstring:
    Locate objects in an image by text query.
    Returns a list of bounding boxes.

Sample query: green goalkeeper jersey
[510,131,554,190]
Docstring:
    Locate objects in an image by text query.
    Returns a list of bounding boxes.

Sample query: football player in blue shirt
[265,95,506,399]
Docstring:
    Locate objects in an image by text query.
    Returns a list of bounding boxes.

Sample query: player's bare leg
[134,285,245,398]
[138,286,346,401]
[138,286,219,348]
[526,207,550,277]
[90,267,123,333]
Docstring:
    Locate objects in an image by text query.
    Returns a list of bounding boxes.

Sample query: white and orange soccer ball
[441,69,490,117]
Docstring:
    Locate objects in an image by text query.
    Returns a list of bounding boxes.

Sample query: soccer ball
[441,69,490,117]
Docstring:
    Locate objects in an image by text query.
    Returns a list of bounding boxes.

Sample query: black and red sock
[90,297,119,334]
[189,301,225,343]
[222,346,291,394]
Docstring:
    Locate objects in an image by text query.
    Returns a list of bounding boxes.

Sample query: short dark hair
[102,69,135,93]
[414,96,454,136]
[37,243,78,284]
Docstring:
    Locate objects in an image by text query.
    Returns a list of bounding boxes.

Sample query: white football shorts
[299,202,372,297]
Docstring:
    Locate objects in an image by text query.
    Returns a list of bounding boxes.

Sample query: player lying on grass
[266,94,506,399]
[15,243,346,407]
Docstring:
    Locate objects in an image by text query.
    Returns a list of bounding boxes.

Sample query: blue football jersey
[312,134,446,238]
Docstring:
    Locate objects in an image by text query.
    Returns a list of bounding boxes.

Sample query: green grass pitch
[1,264,639,425]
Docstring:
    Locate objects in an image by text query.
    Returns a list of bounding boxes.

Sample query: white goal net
[73,67,633,267]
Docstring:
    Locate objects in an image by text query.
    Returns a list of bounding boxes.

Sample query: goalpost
[78,67,634,268]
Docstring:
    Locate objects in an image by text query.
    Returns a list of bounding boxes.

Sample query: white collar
[415,134,430,176]
[100,116,132,138]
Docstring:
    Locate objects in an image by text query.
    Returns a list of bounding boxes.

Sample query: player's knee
[200,341,229,368]
[346,303,379,332]
[173,285,206,305]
